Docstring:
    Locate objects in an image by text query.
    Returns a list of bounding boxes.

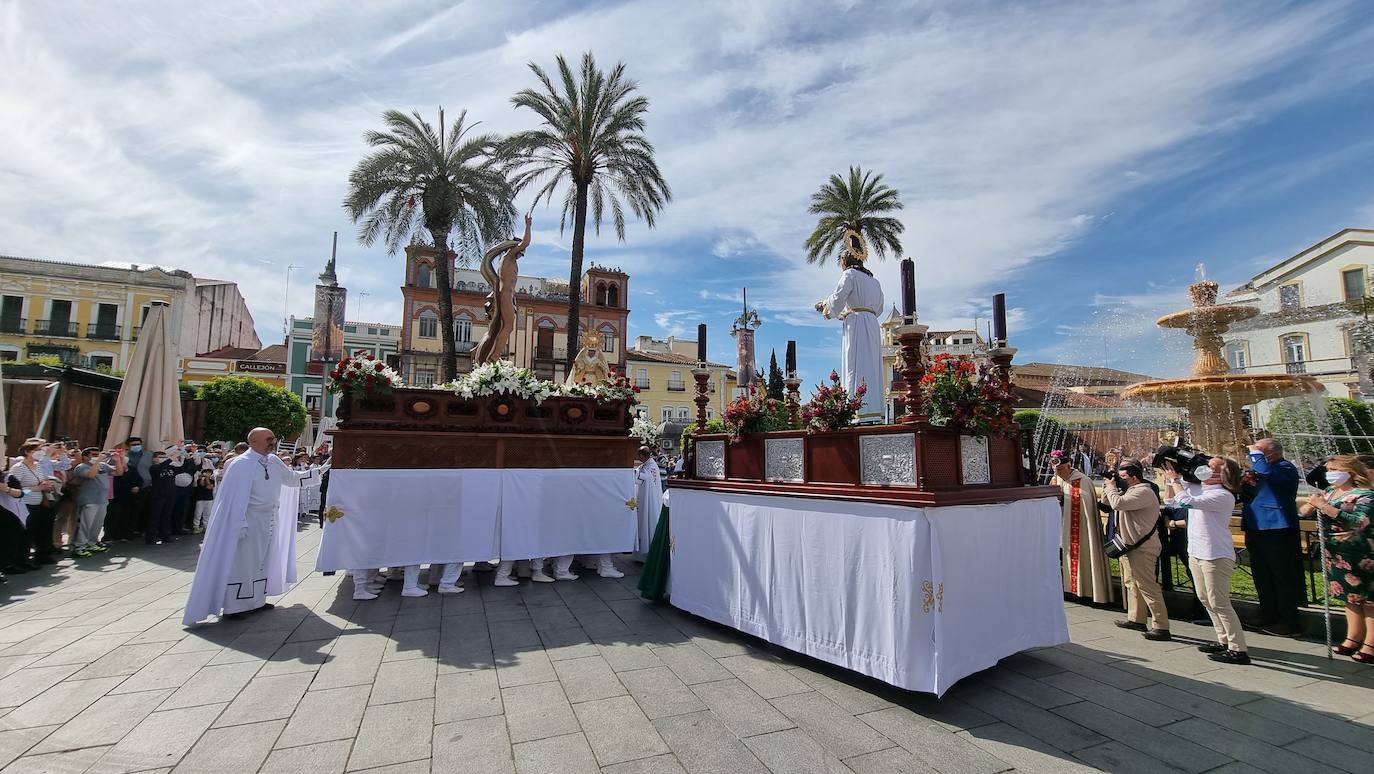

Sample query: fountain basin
[1155,304,1258,330]
[1121,373,1323,408]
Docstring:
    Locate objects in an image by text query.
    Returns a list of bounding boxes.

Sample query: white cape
[182,454,302,626]
[635,460,664,552]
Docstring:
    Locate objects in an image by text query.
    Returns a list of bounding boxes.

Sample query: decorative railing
[86,323,121,340]
[34,319,78,337]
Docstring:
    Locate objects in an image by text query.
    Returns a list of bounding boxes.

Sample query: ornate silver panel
[860,433,917,487]
[960,435,991,484]
[764,438,804,482]
[696,440,725,480]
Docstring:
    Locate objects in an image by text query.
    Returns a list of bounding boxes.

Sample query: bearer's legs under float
[401,565,428,597]
[437,562,464,594]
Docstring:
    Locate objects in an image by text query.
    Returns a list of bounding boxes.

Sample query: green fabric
[638,504,671,601]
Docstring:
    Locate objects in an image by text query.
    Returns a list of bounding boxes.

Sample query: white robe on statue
[182,450,317,625]
[634,460,664,552]
[821,267,885,422]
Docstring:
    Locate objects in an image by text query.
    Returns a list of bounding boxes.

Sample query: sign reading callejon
[236,360,286,374]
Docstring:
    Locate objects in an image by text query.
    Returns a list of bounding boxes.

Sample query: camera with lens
[1151,444,1214,484]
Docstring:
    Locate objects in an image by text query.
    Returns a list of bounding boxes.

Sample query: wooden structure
[329,388,637,470]
[1,364,121,446]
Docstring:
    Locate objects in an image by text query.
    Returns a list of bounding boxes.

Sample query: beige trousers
[1190,556,1246,651]
[1120,544,1169,630]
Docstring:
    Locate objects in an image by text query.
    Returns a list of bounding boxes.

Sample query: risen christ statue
[816,249,885,423]
[475,214,533,364]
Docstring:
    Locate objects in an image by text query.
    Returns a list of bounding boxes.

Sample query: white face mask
[1327,470,1353,486]
[33,450,47,462]
[1193,465,1214,482]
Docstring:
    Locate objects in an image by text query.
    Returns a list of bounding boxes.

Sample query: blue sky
[3,0,1373,385]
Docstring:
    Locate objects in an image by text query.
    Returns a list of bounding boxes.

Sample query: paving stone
[1024,647,1156,690]
[512,731,599,774]
[277,684,371,748]
[2,743,111,774]
[68,641,176,680]
[1284,734,1368,774]
[539,626,600,661]
[574,611,631,639]
[1133,683,1305,745]
[110,649,217,694]
[889,693,996,734]
[125,617,194,645]
[1072,740,1189,774]
[619,666,707,720]
[257,638,335,676]
[654,643,732,685]
[214,671,313,727]
[311,640,384,691]
[769,691,893,760]
[574,695,670,766]
[92,608,171,636]
[0,653,43,678]
[744,727,856,773]
[554,655,628,703]
[0,664,82,709]
[594,639,665,673]
[959,685,1105,754]
[843,746,941,773]
[0,726,58,770]
[28,631,137,668]
[715,653,811,699]
[210,628,295,664]
[5,624,105,658]
[599,753,688,773]
[369,657,437,704]
[503,681,580,744]
[689,678,794,738]
[956,721,1095,774]
[1052,702,1227,773]
[160,659,263,710]
[490,618,543,651]
[528,605,579,631]
[383,626,440,662]
[977,669,1079,709]
[790,668,897,714]
[88,702,225,774]
[173,718,284,773]
[1038,671,1189,727]
[260,739,352,774]
[432,715,515,773]
[496,648,558,688]
[857,707,1004,774]
[1164,716,1321,774]
[652,711,768,774]
[435,668,504,724]
[31,688,174,753]
[0,675,124,730]
[1264,678,1374,722]
[1237,697,1374,754]
[392,609,442,633]
[347,698,433,771]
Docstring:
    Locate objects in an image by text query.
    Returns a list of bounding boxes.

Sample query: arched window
[418,310,438,339]
[416,264,432,288]
[536,318,556,358]
[607,284,619,308]
[600,325,616,354]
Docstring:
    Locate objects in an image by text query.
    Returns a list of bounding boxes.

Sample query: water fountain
[1120,275,1323,456]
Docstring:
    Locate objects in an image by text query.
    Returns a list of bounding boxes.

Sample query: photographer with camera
[1103,461,1170,640]
[1163,454,1251,665]
[1242,439,1304,638]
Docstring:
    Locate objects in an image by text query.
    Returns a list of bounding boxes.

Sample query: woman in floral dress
[1302,455,1374,663]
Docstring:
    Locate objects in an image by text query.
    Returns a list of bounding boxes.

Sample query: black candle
[697,324,707,363]
[785,340,796,374]
[900,258,916,318]
[993,293,1007,346]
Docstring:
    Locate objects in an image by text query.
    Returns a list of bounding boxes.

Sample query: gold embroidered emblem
[921,580,944,613]
[323,506,345,523]
[625,497,638,510]
[669,535,677,555]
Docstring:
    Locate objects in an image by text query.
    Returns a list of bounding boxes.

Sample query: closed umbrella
[296,414,315,453]
[103,301,184,449]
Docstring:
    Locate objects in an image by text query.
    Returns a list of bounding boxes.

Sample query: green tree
[505,52,672,371]
[766,349,784,401]
[1270,397,1374,463]
[804,166,904,264]
[198,377,306,444]
[344,109,515,382]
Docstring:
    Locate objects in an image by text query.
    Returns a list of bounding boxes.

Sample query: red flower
[374,362,385,372]
[632,386,640,393]
[830,370,840,381]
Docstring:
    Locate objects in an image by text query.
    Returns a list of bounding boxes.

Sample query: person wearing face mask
[9,439,59,565]
[169,445,197,535]
[1102,461,1170,641]
[145,448,178,545]
[1164,455,1250,665]
[1242,438,1304,638]
[1301,455,1374,663]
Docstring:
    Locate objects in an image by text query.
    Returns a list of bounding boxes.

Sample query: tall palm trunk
[565,180,590,374]
[430,228,458,383]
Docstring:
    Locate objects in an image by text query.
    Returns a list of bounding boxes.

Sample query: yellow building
[879,305,987,422]
[179,344,288,389]
[626,335,735,452]
[0,254,260,370]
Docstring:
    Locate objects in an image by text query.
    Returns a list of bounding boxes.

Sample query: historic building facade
[0,254,260,370]
[625,335,735,451]
[285,316,401,419]
[397,246,629,386]
[179,344,288,390]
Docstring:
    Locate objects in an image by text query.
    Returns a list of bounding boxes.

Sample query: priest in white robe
[183,428,318,625]
[633,447,663,558]
[1050,450,1114,605]
[817,252,885,423]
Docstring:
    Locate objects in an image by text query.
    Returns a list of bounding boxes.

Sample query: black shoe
[1114,620,1147,631]
[1208,649,1251,665]
[1197,643,1227,654]
[1143,629,1173,642]
[1261,624,1301,638]
[222,611,247,620]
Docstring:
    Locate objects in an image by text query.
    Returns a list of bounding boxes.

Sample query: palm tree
[344,109,515,382]
[804,166,905,264]
[505,51,672,371]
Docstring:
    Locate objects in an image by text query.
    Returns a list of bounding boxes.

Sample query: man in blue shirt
[1243,438,1303,637]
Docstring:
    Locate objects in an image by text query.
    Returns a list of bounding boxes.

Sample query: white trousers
[193,501,213,529]
[76,502,108,547]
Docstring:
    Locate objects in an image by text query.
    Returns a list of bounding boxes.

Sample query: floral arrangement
[722,383,793,441]
[326,351,402,399]
[629,414,661,445]
[801,370,866,432]
[919,353,1015,436]
[438,361,639,406]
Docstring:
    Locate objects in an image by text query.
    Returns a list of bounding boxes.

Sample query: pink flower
[1330,581,1344,597]
[830,370,839,381]
[1335,557,1352,571]
[1346,573,1362,588]
[1358,558,1374,572]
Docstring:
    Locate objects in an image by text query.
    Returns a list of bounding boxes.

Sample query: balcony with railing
[634,378,651,389]
[86,323,122,341]
[34,319,79,337]
[667,379,686,391]
[1229,356,1353,378]
[0,317,24,334]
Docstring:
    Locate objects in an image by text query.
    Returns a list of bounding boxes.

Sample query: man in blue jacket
[1243,438,1303,637]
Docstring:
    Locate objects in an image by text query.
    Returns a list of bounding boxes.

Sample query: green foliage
[766,350,784,401]
[1016,408,1070,469]
[20,356,64,367]
[1267,397,1374,464]
[196,377,306,443]
[92,363,126,377]
[804,166,904,264]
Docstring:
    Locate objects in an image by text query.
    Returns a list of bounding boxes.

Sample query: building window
[344,325,357,333]
[416,264,432,288]
[661,407,673,422]
[635,368,649,389]
[385,354,401,371]
[1278,284,1301,311]
[706,408,714,420]
[1281,334,1307,374]
[416,369,436,387]
[418,311,438,339]
[0,347,18,361]
[607,285,619,307]
[600,327,615,353]
[0,295,22,334]
[677,407,690,421]
[668,370,684,390]
[88,355,115,370]
[368,327,378,335]
[455,318,472,343]
[379,328,390,336]
[1224,340,1248,373]
[1343,268,1367,302]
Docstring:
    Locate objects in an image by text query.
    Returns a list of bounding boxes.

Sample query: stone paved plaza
[2,523,1373,774]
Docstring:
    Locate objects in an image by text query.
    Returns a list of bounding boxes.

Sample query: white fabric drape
[315,468,635,571]
[667,489,1067,695]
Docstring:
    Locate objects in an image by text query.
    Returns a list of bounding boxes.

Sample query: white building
[1222,228,1373,411]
